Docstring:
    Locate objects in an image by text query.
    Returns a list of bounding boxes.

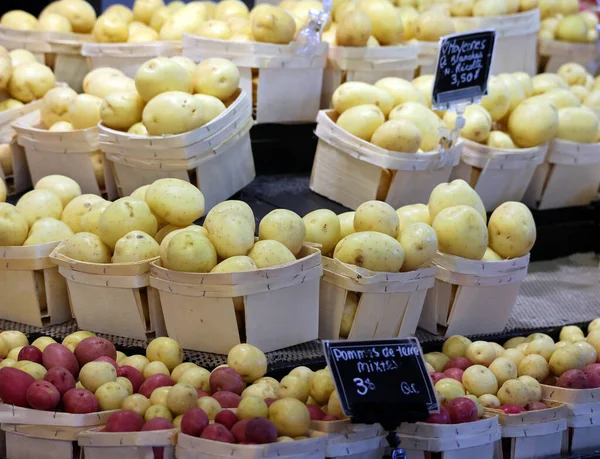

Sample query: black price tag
[432,30,496,111]
[323,338,439,418]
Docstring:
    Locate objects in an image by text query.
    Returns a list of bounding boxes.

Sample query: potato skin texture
[334,231,404,272]
[488,202,536,259]
[432,205,488,260]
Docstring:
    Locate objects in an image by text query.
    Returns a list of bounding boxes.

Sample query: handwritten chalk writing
[357,359,399,374]
[354,377,376,396]
[401,382,420,395]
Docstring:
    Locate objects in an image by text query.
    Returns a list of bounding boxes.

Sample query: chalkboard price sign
[432,30,496,110]
[323,338,438,420]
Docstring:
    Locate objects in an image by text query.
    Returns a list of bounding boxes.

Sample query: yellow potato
[432,205,487,260]
[337,104,385,141]
[508,97,559,147]
[517,354,550,382]
[398,222,437,271]
[482,247,503,261]
[557,106,598,143]
[145,404,173,422]
[79,201,110,237]
[100,91,144,131]
[192,94,227,125]
[99,197,158,250]
[16,189,63,227]
[112,230,160,263]
[374,77,427,107]
[163,231,217,272]
[48,121,73,132]
[227,16,251,35]
[142,91,205,135]
[61,232,112,263]
[248,240,296,268]
[1,10,38,30]
[135,57,193,102]
[35,175,81,208]
[93,14,129,43]
[128,122,149,135]
[38,12,72,33]
[14,361,46,381]
[575,341,597,365]
[336,8,371,46]
[0,203,29,246]
[259,209,306,256]
[150,6,172,31]
[442,335,472,358]
[415,10,454,41]
[396,204,430,234]
[497,379,529,407]
[104,4,134,23]
[193,58,240,102]
[146,337,183,371]
[82,68,124,94]
[512,71,534,98]
[339,292,359,338]
[159,4,208,40]
[332,82,394,116]
[303,209,341,255]
[167,383,198,415]
[133,0,165,24]
[8,63,56,103]
[0,99,23,113]
[68,94,103,130]
[480,77,510,122]
[428,179,486,223]
[371,119,422,153]
[61,194,106,233]
[424,352,450,372]
[24,218,73,246]
[543,88,581,109]
[488,202,536,259]
[356,0,402,45]
[556,14,588,43]
[216,0,249,20]
[56,0,97,33]
[0,177,5,203]
[128,27,160,42]
[334,231,405,272]
[466,341,496,366]
[338,212,355,239]
[40,87,78,129]
[211,256,257,273]
[462,365,498,397]
[444,105,492,143]
[195,19,232,39]
[86,75,137,100]
[179,367,210,391]
[354,200,399,237]
[388,102,446,151]
[95,381,128,411]
[204,200,255,232]
[205,212,255,259]
[145,178,205,226]
[486,131,516,149]
[489,357,518,386]
[549,344,586,376]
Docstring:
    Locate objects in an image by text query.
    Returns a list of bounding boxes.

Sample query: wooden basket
[450,138,548,212]
[485,403,569,459]
[50,244,167,342]
[78,427,178,459]
[0,26,51,64]
[320,44,419,109]
[176,432,328,459]
[0,241,71,327]
[13,110,118,199]
[311,420,387,459]
[538,39,598,73]
[182,35,328,124]
[523,138,600,210]
[3,424,95,459]
[0,404,115,427]
[420,252,530,337]
[81,41,182,78]
[542,385,600,454]
[396,416,501,459]
[149,245,322,354]
[310,109,462,210]
[319,257,436,340]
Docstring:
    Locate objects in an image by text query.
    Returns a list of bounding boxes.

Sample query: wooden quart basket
[81,41,182,78]
[319,257,436,340]
[78,427,178,459]
[396,415,501,459]
[523,138,600,210]
[149,245,322,354]
[13,110,118,199]
[538,39,598,73]
[50,245,167,342]
[320,44,419,109]
[420,252,530,337]
[542,385,600,454]
[176,432,328,459]
[311,420,387,459]
[182,35,328,124]
[0,241,71,327]
[485,402,569,459]
[450,138,548,212]
[310,110,462,210]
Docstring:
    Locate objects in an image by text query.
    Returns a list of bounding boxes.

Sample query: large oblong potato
[356,0,403,45]
[1,10,38,31]
[488,202,536,259]
[206,212,255,259]
[248,240,297,268]
[259,209,306,256]
[135,57,193,102]
[428,179,486,223]
[374,77,427,107]
[432,205,488,260]
[41,87,78,129]
[68,94,103,130]
[388,102,446,151]
[142,91,205,135]
[16,190,63,227]
[35,175,81,208]
[354,200,399,237]
[334,231,405,272]
[193,58,240,102]
[371,119,422,153]
[145,178,205,226]
[61,194,107,233]
[8,63,56,103]
[303,209,341,255]
[336,104,385,141]
[0,203,29,246]
[335,8,371,47]
[24,218,74,246]
[112,230,160,263]
[98,197,158,249]
[61,232,112,263]
[332,81,394,116]
[398,222,438,271]
[204,200,255,233]
[100,91,145,131]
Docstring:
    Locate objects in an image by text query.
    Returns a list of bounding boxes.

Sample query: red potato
[42,344,80,377]
[19,346,43,364]
[500,405,526,414]
[425,406,451,424]
[117,365,145,393]
[443,368,464,383]
[526,402,548,411]
[181,408,210,437]
[322,415,340,421]
[139,374,175,398]
[106,410,145,432]
[212,391,242,408]
[209,367,245,395]
[231,418,250,442]
[0,367,36,407]
[443,357,472,372]
[588,373,600,388]
[142,417,174,431]
[74,337,117,366]
[62,388,100,414]
[265,398,278,407]
[44,367,76,396]
[94,356,119,372]
[429,372,445,385]
[200,423,236,443]
[306,405,326,421]
[215,410,239,430]
[446,397,478,424]
[584,363,600,376]
[197,389,210,398]
[246,418,278,444]
[26,381,60,411]
[557,369,588,389]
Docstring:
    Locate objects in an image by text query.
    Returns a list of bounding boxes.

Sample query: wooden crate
[0,26,49,63]
[450,138,548,212]
[396,415,501,459]
[320,44,419,109]
[311,420,387,459]
[523,138,600,210]
[50,245,167,342]
[183,35,327,124]
[485,403,569,459]
[0,404,115,427]
[310,109,462,210]
[3,424,96,459]
[538,39,598,73]
[78,427,178,459]
[420,252,530,337]
[542,385,600,454]
[150,245,322,354]
[0,241,71,327]
[319,257,436,340]
[81,41,182,78]
[176,432,328,459]
[13,110,118,199]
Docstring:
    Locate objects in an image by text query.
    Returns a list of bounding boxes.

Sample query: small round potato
[0,203,29,246]
[1,10,38,30]
[87,75,137,100]
[432,205,488,260]
[336,8,371,47]
[195,19,232,39]
[488,202,536,259]
[336,104,385,141]
[192,94,227,125]
[149,6,171,31]
[8,49,38,68]
[0,51,12,91]
[549,346,586,376]
[93,14,129,43]
[248,240,297,268]
[0,99,23,113]
[396,204,430,234]
[483,247,503,261]
[518,354,550,382]
[16,190,63,227]
[338,212,355,239]
[47,119,71,130]
[133,0,165,24]
[371,119,422,153]
[215,0,249,20]
[160,227,209,263]
[442,335,472,359]
[497,379,530,407]
[170,56,196,79]
[41,87,78,129]
[83,68,125,95]
[488,357,518,386]
[35,175,81,208]
[142,91,205,135]
[356,0,403,45]
[205,212,255,259]
[332,81,394,116]
[37,12,73,33]
[56,0,97,33]
[100,91,144,131]
[354,200,399,237]
[193,58,240,102]
[164,232,217,272]
[159,5,208,40]
[128,122,149,135]
[375,77,428,108]
[61,232,112,263]
[428,179,487,223]
[303,209,341,255]
[135,57,193,102]
[104,4,134,24]
[145,178,205,226]
[128,27,160,42]
[112,230,160,263]
[334,231,404,272]
[61,194,107,233]
[68,94,103,130]
[259,209,306,256]
[98,197,158,249]
[80,201,111,236]
[211,256,257,273]
[443,105,492,143]
[398,222,437,271]
[388,102,446,152]
[462,365,498,397]
[204,200,255,233]
[228,16,251,35]
[8,63,56,103]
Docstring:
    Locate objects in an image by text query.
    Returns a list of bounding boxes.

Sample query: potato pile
[1,0,97,34]
[331,80,449,152]
[539,2,598,43]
